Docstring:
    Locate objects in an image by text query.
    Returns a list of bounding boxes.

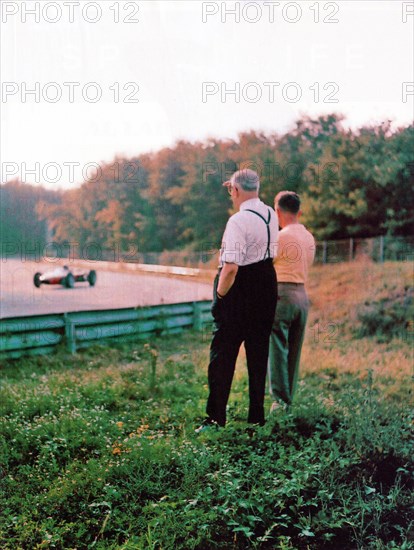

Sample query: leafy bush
[356,288,413,342]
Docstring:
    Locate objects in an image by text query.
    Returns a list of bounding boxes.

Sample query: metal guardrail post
[193,302,203,331]
[64,313,76,354]
[379,235,384,263]
[349,238,354,262]
[322,241,327,264]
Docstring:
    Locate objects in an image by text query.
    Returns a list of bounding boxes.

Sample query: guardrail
[0,301,213,360]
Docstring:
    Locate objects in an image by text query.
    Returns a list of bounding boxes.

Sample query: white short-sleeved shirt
[219,198,279,267]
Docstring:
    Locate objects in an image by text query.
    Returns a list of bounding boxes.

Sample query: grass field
[1,261,413,549]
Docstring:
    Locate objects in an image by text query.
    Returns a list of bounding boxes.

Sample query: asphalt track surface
[0,260,213,319]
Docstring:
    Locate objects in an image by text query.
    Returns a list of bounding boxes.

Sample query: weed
[1,262,413,549]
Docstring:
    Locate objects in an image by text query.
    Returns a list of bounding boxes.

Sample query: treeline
[1,114,413,255]
[0,181,61,253]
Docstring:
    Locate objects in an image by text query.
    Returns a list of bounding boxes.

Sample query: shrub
[356,288,413,342]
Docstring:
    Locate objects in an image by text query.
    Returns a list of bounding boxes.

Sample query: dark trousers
[206,259,277,426]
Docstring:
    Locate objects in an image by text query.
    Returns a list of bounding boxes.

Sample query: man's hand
[211,263,238,320]
[217,262,239,297]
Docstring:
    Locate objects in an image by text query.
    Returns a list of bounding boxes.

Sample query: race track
[0,260,213,319]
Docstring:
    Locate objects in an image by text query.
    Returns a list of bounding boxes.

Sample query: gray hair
[231,169,260,192]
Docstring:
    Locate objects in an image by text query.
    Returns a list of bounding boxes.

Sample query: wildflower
[112,442,122,455]
[137,424,149,434]
[144,343,158,359]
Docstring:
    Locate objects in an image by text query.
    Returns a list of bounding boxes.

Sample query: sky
[1,0,413,189]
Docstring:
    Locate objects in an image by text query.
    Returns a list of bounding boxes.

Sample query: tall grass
[0,261,413,549]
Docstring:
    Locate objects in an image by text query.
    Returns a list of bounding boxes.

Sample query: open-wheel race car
[33,265,97,289]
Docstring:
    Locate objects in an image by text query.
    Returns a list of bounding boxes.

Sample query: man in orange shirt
[268,191,315,411]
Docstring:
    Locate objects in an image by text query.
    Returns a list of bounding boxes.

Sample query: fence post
[379,235,384,263]
[64,313,76,354]
[349,238,354,262]
[322,241,327,264]
[193,302,203,331]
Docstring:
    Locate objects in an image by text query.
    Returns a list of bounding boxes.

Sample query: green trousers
[268,283,309,406]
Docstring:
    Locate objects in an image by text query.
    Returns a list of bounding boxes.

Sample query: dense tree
[1,115,413,258]
[0,180,61,254]
[301,121,414,238]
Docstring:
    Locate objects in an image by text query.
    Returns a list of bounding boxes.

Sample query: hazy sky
[1,0,413,189]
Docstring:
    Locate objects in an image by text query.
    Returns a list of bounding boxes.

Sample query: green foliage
[1,116,413,256]
[300,121,414,239]
[0,180,61,251]
[356,288,414,342]
[0,329,413,549]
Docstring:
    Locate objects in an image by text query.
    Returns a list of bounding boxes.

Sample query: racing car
[33,265,97,289]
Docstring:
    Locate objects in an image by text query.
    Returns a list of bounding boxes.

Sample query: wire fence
[314,236,414,264]
[1,235,413,268]
[109,235,414,268]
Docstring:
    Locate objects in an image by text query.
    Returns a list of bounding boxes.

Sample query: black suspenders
[245,209,272,260]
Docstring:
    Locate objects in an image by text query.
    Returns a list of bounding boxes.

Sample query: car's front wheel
[87,270,97,286]
[65,273,75,288]
[34,272,42,288]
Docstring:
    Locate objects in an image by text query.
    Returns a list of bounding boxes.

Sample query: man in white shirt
[196,169,278,431]
[268,191,315,411]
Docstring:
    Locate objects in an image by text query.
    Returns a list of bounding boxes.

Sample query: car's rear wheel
[87,270,97,286]
[34,272,42,288]
[65,273,75,288]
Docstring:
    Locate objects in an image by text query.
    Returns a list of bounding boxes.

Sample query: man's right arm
[217,262,239,297]
[220,217,245,266]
